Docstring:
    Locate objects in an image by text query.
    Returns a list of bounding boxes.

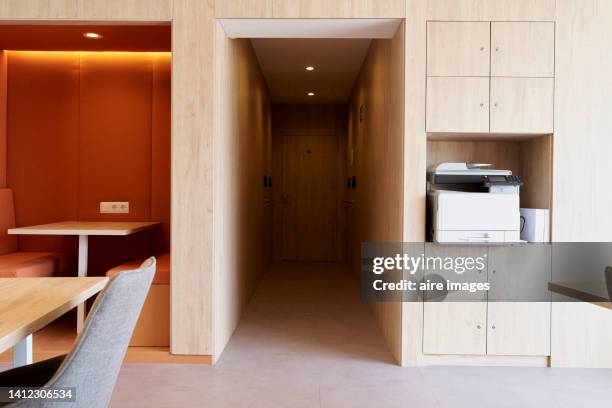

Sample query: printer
[427,162,523,243]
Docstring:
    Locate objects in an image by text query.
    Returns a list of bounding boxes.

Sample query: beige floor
[3,262,612,407]
[109,262,612,407]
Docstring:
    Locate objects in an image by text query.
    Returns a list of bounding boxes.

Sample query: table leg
[77,234,88,333]
[13,335,33,367]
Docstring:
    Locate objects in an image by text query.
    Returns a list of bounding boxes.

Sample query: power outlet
[100,201,129,214]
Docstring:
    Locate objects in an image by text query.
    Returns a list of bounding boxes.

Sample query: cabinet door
[491,22,555,77]
[487,245,551,356]
[427,22,490,76]
[426,77,490,133]
[490,77,554,133]
[423,244,488,355]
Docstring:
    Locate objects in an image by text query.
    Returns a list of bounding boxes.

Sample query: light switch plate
[100,201,129,214]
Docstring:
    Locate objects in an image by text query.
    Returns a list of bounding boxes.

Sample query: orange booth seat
[106,252,170,347]
[0,189,65,278]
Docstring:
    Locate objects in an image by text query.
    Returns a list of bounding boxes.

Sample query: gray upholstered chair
[0,257,156,408]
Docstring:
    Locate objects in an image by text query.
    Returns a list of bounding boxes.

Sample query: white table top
[0,277,108,353]
[8,221,160,236]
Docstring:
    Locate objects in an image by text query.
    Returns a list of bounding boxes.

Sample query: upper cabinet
[426,77,490,133]
[427,22,490,77]
[490,78,554,133]
[491,22,555,77]
[426,21,555,134]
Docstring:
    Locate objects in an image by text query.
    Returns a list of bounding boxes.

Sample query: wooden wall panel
[76,0,172,20]
[215,0,404,18]
[0,0,78,19]
[402,0,427,366]
[215,0,273,18]
[553,0,612,242]
[427,0,555,21]
[213,24,271,359]
[171,0,215,356]
[551,0,612,368]
[519,136,552,210]
[0,0,172,20]
[426,141,521,173]
[347,23,404,364]
[272,0,405,18]
[0,51,6,188]
[272,105,343,262]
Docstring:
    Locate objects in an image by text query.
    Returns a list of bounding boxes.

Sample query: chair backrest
[14,257,156,408]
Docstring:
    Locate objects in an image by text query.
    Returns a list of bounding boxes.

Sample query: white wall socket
[100,201,130,214]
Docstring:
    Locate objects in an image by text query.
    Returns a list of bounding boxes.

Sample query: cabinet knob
[491,325,496,330]
[480,46,485,51]
[492,269,496,274]
[495,47,500,52]
[494,102,498,108]
[477,325,482,329]
[479,103,484,108]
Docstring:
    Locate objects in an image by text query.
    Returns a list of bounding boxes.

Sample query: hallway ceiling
[251,38,371,104]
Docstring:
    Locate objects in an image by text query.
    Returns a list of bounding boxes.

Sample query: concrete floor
[3,262,611,407]
[108,262,612,407]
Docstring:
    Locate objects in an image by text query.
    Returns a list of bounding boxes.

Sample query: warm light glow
[83,32,102,39]
[307,92,315,96]
[305,66,315,71]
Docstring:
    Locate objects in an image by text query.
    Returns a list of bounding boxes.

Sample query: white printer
[427,163,523,243]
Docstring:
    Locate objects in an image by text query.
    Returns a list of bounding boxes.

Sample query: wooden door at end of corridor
[281,134,337,261]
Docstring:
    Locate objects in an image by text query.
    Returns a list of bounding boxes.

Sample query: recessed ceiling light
[305,66,315,71]
[83,32,102,39]
[307,92,315,96]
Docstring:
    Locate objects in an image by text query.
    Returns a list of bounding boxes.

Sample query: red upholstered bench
[0,189,64,278]
[106,253,170,346]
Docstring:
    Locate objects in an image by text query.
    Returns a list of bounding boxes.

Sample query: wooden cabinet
[423,244,552,356]
[423,245,488,355]
[427,22,490,77]
[491,22,555,77]
[426,77,489,133]
[490,78,554,133]
[426,21,555,134]
[487,245,552,356]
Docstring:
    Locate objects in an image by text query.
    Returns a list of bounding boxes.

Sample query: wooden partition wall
[0,0,407,363]
[346,24,405,363]
[6,0,611,368]
[213,28,272,360]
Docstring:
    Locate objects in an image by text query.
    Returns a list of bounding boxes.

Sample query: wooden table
[8,221,159,331]
[549,281,612,309]
[0,277,108,368]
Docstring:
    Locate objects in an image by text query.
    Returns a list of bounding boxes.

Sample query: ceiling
[0,25,171,52]
[220,18,401,39]
[251,38,371,104]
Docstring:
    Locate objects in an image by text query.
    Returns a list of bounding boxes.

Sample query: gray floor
[109,262,612,407]
[4,262,612,407]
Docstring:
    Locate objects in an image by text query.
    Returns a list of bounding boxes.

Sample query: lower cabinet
[423,244,552,356]
[423,245,488,355]
[486,302,550,356]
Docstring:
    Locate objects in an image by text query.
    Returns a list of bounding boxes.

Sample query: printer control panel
[482,175,523,187]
